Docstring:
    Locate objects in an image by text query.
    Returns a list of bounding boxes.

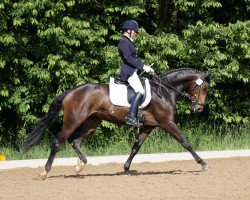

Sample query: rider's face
[131,30,137,39]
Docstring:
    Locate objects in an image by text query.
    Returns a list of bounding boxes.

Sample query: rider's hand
[143,65,155,74]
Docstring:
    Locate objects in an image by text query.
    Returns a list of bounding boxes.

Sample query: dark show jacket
[118,36,144,81]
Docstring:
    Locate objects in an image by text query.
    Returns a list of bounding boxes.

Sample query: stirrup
[126,117,143,127]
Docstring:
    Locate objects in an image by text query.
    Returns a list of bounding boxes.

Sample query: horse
[23,68,213,180]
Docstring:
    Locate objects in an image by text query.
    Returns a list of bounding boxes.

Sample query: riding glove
[143,65,155,74]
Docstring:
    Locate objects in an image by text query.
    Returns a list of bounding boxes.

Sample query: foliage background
[0,0,249,150]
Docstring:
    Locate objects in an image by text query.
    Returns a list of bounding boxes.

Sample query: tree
[0,0,249,148]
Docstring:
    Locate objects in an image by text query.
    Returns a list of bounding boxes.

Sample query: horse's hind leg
[38,139,61,180]
[38,122,83,180]
[68,117,102,174]
[71,140,87,174]
[67,126,88,174]
[124,128,152,175]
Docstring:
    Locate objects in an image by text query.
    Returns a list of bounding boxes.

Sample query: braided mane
[160,68,201,77]
[156,68,202,85]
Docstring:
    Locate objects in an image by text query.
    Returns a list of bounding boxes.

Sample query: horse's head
[187,73,213,113]
[154,69,213,114]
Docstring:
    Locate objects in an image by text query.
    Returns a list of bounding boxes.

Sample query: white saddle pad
[109,77,151,109]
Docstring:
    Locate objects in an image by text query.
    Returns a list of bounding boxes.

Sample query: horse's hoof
[34,171,48,181]
[75,160,86,174]
[33,175,45,181]
[202,164,209,171]
[124,170,131,176]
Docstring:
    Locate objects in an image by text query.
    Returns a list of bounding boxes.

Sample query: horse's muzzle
[192,102,205,113]
[193,105,204,113]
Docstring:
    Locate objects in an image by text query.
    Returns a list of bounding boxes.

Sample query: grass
[0,122,250,160]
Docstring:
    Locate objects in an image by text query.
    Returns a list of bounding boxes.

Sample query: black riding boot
[126,92,143,127]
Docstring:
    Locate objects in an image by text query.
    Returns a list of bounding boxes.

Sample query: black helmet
[122,20,139,32]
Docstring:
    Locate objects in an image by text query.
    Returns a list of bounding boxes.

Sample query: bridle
[189,81,208,106]
[151,74,209,107]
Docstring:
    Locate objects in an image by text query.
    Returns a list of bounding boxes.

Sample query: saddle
[109,76,151,109]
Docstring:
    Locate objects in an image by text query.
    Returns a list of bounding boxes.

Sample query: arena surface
[0,152,250,200]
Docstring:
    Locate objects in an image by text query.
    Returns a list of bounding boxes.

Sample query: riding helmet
[122,20,139,32]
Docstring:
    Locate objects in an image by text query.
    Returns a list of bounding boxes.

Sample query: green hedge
[0,0,249,148]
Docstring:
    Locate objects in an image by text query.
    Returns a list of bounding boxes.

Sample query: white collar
[123,33,134,42]
[128,37,134,42]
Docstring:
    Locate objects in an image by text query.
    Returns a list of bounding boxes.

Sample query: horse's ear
[203,74,213,83]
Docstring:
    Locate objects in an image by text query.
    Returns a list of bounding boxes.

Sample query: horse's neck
[161,72,199,92]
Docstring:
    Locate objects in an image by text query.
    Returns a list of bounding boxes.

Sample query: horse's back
[62,83,109,110]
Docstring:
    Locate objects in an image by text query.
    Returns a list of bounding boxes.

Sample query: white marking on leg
[75,159,86,174]
[38,170,48,181]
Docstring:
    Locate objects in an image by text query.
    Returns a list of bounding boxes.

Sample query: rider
[118,20,154,127]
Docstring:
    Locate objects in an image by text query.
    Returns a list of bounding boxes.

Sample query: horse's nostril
[193,106,203,113]
[197,107,203,112]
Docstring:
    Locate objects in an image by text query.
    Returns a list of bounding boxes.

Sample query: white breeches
[127,70,145,95]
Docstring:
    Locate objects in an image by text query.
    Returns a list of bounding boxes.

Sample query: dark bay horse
[23,68,212,180]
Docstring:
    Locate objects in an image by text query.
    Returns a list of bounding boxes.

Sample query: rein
[151,74,191,101]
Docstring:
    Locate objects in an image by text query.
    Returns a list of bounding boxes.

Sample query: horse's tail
[22,90,70,152]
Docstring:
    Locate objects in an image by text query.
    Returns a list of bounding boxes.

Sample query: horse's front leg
[162,121,209,171]
[124,128,152,175]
